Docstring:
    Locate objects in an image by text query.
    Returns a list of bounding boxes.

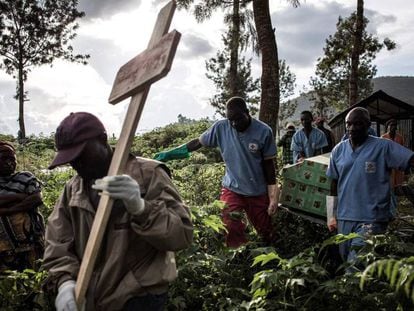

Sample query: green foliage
[279,59,297,101]
[278,59,298,134]
[173,163,225,206]
[169,201,262,311]
[310,13,395,111]
[205,29,261,117]
[36,169,74,220]
[0,134,15,142]
[176,0,254,47]
[270,209,331,258]
[248,232,412,310]
[1,123,413,310]
[15,137,55,172]
[361,257,414,303]
[0,0,89,77]
[0,268,54,310]
[0,0,89,137]
[245,205,414,310]
[357,231,414,306]
[132,117,220,162]
[177,0,260,116]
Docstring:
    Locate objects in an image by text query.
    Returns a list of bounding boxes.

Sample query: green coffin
[280,154,332,218]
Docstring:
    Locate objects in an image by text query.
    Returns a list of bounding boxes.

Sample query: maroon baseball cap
[48,112,107,169]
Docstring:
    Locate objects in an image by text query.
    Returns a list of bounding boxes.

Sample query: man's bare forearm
[0,193,28,208]
[186,138,202,152]
[0,192,43,215]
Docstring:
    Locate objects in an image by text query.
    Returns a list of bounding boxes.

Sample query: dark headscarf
[385,118,397,130]
[0,141,16,156]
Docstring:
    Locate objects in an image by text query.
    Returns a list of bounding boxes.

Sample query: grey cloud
[24,103,65,135]
[138,87,215,133]
[0,122,14,135]
[365,9,396,35]
[0,80,16,99]
[0,81,70,135]
[73,36,129,84]
[78,0,142,19]
[0,80,19,135]
[151,0,167,7]
[273,2,398,67]
[273,2,352,67]
[72,32,211,85]
[24,113,58,136]
[178,33,214,58]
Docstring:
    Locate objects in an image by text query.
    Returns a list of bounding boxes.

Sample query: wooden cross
[75,1,180,307]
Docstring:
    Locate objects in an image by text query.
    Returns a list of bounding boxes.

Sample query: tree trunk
[229,0,240,96]
[18,64,26,139]
[349,0,364,106]
[253,0,279,136]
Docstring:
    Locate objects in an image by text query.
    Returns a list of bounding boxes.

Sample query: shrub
[0,268,54,310]
[1,122,413,310]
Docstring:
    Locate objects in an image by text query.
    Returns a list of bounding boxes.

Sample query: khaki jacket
[43,157,193,310]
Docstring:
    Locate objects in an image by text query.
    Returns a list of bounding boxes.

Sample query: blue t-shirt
[291,127,328,163]
[326,136,414,222]
[200,118,276,196]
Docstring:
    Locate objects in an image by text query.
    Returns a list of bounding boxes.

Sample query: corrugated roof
[328,90,414,126]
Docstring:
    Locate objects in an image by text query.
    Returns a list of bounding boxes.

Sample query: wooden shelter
[328,90,414,149]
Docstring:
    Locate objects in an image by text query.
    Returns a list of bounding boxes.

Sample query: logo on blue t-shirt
[248,143,259,153]
[365,161,376,173]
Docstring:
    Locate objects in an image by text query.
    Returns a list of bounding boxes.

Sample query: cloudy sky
[0,0,412,137]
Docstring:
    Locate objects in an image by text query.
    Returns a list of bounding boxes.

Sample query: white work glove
[92,174,145,215]
[326,195,338,232]
[55,280,77,311]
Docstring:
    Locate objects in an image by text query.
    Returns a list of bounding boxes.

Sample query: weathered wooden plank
[108,30,181,105]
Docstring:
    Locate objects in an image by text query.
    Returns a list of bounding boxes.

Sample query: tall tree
[0,0,89,139]
[309,76,335,119]
[178,0,300,135]
[205,29,260,117]
[349,0,364,106]
[277,59,297,136]
[177,0,261,117]
[252,0,300,135]
[310,13,395,111]
[206,47,296,123]
[229,0,241,95]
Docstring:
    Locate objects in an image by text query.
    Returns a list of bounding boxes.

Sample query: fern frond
[360,257,414,304]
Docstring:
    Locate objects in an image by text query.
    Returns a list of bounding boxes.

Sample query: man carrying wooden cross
[43,112,193,311]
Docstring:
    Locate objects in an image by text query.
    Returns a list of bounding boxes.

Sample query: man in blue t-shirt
[291,111,328,163]
[155,97,278,248]
[326,107,414,264]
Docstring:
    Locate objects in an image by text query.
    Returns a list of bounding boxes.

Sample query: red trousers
[220,188,273,248]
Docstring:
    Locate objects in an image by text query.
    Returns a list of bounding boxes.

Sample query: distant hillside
[283,76,414,125]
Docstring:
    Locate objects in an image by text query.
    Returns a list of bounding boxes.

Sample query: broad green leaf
[202,215,227,233]
[390,260,401,286]
[252,252,280,267]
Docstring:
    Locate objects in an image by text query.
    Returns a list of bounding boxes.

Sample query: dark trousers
[338,220,388,262]
[124,292,168,311]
